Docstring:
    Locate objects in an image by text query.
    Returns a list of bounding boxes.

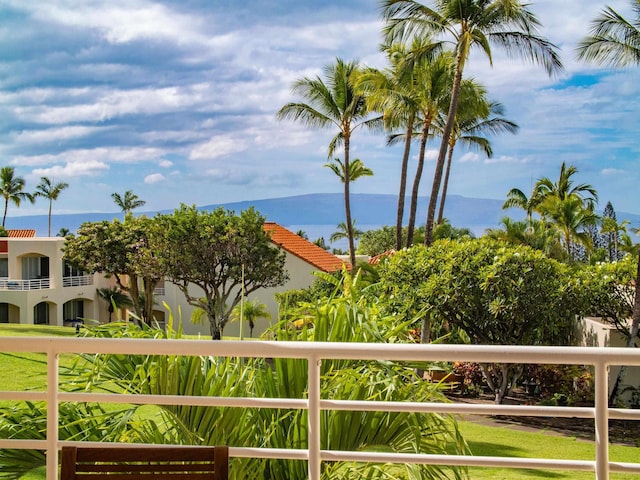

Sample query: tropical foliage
[33,176,69,237]
[0,167,33,228]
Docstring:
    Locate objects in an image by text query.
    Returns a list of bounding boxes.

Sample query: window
[0,303,8,323]
[63,261,84,277]
[22,256,49,280]
[34,302,49,325]
[63,300,84,321]
[0,258,7,278]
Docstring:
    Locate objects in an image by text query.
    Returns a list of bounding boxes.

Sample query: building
[0,224,347,337]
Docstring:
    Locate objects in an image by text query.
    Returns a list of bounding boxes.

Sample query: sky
[0,0,639,221]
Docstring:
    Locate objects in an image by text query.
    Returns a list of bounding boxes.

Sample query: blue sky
[1,0,639,221]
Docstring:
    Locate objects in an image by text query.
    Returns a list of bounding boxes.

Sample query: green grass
[1,324,639,480]
[449,418,640,480]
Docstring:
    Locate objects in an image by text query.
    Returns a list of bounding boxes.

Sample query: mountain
[4,193,639,237]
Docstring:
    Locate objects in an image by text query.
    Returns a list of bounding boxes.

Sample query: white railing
[0,278,50,290]
[0,338,639,480]
[62,275,93,287]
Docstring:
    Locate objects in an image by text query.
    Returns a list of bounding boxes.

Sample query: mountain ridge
[4,193,638,237]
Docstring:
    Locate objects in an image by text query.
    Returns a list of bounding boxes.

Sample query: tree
[330,221,363,244]
[63,216,164,325]
[379,238,580,403]
[534,162,598,210]
[541,195,600,256]
[232,299,271,338]
[0,166,33,227]
[577,0,640,67]
[152,205,288,340]
[111,190,146,218]
[96,286,133,323]
[33,176,69,236]
[601,202,629,261]
[437,99,518,223]
[277,58,379,267]
[382,0,563,246]
[57,227,70,237]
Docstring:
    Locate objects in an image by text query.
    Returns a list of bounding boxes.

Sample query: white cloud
[32,160,109,178]
[144,173,165,184]
[459,152,481,163]
[12,147,166,166]
[14,125,108,144]
[601,168,624,176]
[158,160,173,168]
[189,135,248,161]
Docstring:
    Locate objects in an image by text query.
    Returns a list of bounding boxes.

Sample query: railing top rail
[1,337,639,366]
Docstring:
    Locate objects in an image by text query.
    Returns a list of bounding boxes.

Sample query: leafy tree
[577,0,640,67]
[277,58,380,267]
[232,298,271,338]
[63,216,164,325]
[357,225,398,256]
[111,190,146,218]
[151,205,288,340]
[0,167,33,227]
[56,227,70,237]
[535,162,598,211]
[601,202,629,262]
[379,238,580,403]
[33,176,69,236]
[330,221,363,244]
[381,0,563,246]
[540,195,599,256]
[432,218,474,240]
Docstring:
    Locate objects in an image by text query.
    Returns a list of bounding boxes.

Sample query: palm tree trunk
[396,113,415,250]
[48,199,52,237]
[2,198,7,227]
[425,50,465,246]
[406,117,430,247]
[343,135,356,267]
[609,250,640,405]
[437,140,455,224]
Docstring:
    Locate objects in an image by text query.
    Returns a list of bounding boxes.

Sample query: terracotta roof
[369,250,396,265]
[6,229,36,238]
[263,222,347,272]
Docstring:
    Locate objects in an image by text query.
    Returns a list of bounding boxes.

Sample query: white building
[0,224,347,337]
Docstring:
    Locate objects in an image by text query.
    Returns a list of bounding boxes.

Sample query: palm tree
[0,167,33,227]
[534,162,599,209]
[577,1,640,67]
[382,0,563,246]
[502,186,544,228]
[277,58,379,267]
[111,190,146,219]
[436,98,519,224]
[541,196,600,256]
[601,216,630,262]
[34,177,69,236]
[324,157,373,183]
[96,287,133,323]
[330,221,364,244]
[232,299,271,338]
[57,227,70,237]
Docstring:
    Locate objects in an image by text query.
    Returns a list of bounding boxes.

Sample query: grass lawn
[1,324,639,480]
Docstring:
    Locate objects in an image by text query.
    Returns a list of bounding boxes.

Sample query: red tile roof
[369,250,396,265]
[6,229,36,238]
[263,222,347,272]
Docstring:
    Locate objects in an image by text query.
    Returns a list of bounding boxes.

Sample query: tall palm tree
[34,176,69,236]
[232,299,271,338]
[577,0,640,67]
[381,0,563,246]
[0,166,33,227]
[540,195,599,256]
[502,186,543,228]
[436,98,519,224]
[277,58,379,267]
[534,162,599,208]
[111,190,146,219]
[96,287,133,323]
[330,220,364,244]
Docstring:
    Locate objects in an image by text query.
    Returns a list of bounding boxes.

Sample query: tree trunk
[437,139,455,224]
[609,250,640,405]
[406,117,430,247]
[343,135,357,267]
[396,114,415,250]
[143,277,159,326]
[48,199,52,237]
[2,199,7,227]
[425,49,465,246]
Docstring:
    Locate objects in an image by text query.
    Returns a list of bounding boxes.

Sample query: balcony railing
[0,277,50,290]
[0,338,639,480]
[62,275,93,287]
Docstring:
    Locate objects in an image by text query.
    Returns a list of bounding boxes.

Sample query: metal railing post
[46,346,59,480]
[308,354,321,480]
[594,361,610,480]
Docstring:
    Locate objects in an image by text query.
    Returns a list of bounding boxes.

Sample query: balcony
[0,338,638,480]
[62,275,93,287]
[0,277,50,290]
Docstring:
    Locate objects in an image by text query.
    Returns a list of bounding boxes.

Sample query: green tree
[540,195,600,256]
[56,227,70,237]
[577,0,640,67]
[232,298,271,338]
[63,216,164,325]
[330,221,363,244]
[357,225,398,256]
[277,58,378,267]
[96,286,133,323]
[381,0,563,246]
[379,238,580,403]
[0,167,33,227]
[152,205,288,340]
[111,190,146,219]
[534,162,598,210]
[33,176,69,237]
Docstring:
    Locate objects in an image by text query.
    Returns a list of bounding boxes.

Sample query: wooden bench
[60,446,229,480]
